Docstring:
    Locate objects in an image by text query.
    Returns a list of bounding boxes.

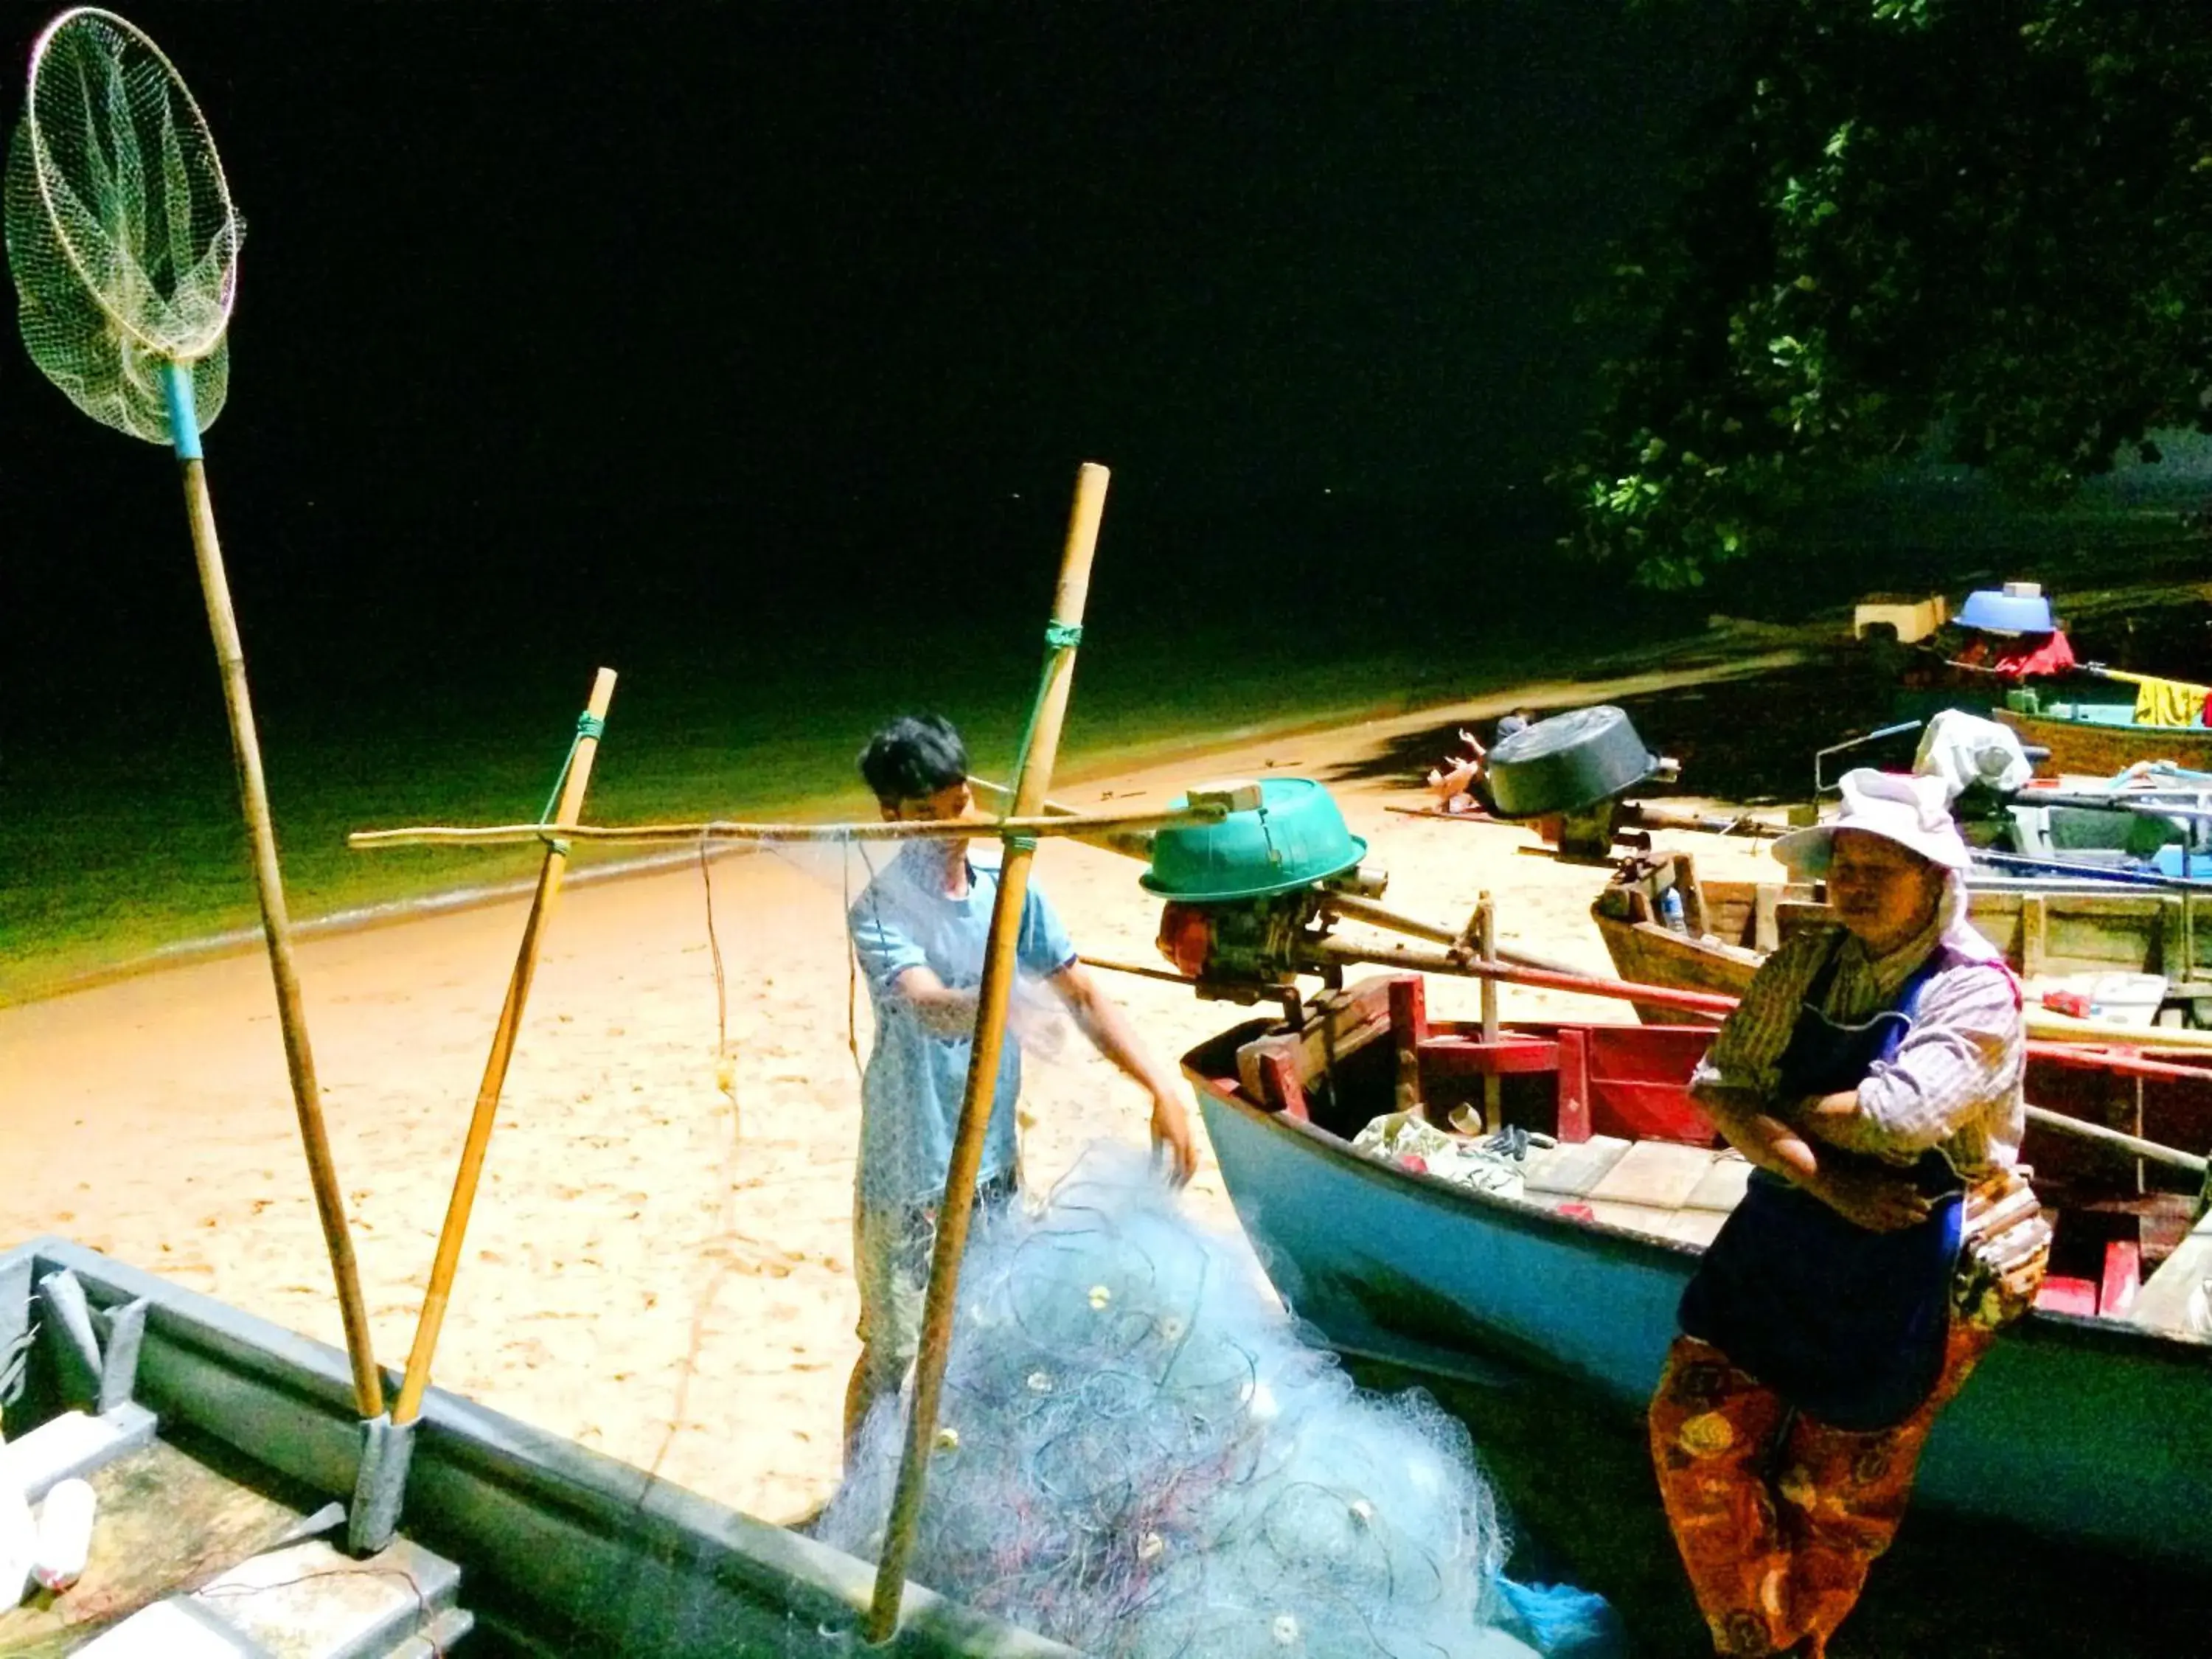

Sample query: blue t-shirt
[847,841,1078,1212]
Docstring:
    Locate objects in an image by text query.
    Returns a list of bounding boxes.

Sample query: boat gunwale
[0,1235,1084,1658]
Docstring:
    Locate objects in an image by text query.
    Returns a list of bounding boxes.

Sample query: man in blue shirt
[844,714,1199,1447]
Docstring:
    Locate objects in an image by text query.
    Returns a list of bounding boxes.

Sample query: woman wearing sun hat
[1649,767,2036,1658]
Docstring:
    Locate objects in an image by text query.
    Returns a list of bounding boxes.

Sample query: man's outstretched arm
[1047,961,1200,1185]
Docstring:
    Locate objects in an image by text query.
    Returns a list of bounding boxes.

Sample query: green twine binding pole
[1006,621,1087,820]
[537,710,610,851]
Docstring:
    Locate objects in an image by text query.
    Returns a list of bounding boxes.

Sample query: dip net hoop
[6,4,237,441]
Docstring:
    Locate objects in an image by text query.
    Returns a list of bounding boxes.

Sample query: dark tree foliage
[1562,1,2212,586]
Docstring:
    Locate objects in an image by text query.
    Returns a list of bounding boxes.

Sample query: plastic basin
[1141,778,1366,901]
[1486,705,1659,818]
[1959,589,2056,634]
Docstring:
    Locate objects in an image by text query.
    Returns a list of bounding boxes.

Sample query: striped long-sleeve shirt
[1690,910,2025,1178]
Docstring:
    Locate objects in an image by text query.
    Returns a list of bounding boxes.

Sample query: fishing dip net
[5,5,235,442]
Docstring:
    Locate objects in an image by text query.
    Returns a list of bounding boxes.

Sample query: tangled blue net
[820,1144,1537,1657]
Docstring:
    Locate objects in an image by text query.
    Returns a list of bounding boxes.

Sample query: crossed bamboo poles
[337,466,1201,1620]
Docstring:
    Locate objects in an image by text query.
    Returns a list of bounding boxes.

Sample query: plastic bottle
[31,1478,94,1593]
[1659,886,1688,934]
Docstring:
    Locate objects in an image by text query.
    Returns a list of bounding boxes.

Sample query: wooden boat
[1181,974,2212,1567]
[1592,852,2212,1028]
[0,1236,1073,1657]
[1997,705,2212,777]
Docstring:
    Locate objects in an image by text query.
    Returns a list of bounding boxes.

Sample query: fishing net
[5,6,237,442]
[819,1145,1519,1658]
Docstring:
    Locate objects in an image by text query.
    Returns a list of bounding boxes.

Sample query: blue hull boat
[1183,976,2212,1568]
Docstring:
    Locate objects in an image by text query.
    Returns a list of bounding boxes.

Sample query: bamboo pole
[968,774,1158,862]
[174,439,383,1422]
[863,462,1109,1644]
[392,669,618,1425]
[1478,892,1501,1130]
[344,803,1216,852]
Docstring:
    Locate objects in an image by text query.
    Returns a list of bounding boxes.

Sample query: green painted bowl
[1140,778,1367,901]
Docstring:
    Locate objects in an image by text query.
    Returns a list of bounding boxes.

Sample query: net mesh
[820,1145,1513,1656]
[4,7,237,443]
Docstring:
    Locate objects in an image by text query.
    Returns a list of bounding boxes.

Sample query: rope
[1007,619,1086,812]
[535,710,608,851]
[700,839,735,1113]
[845,844,866,1087]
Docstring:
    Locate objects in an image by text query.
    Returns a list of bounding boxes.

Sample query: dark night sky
[0,1,1726,742]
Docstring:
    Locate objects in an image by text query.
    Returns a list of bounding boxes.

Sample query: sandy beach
[0,658,1795,1527]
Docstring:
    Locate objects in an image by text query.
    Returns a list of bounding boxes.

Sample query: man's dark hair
[858,713,970,804]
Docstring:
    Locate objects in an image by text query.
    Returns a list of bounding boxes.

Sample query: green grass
[0,612,1556,1005]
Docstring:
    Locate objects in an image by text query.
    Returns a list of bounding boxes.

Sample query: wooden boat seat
[1522,1135,1631,1199]
[1523,1135,1750,1248]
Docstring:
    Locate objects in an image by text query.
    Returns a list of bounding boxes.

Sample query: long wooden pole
[175,450,383,1421]
[1478,892,1501,1130]
[344,803,1217,852]
[392,668,618,1425]
[863,462,1109,1643]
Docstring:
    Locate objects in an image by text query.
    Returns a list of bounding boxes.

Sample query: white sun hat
[1773,766,1970,875]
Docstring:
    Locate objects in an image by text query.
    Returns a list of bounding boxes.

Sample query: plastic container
[1658,887,1687,934]
[2035,972,2168,1028]
[1,1476,32,1608]
[1140,777,1366,902]
[1959,587,2056,634]
[1485,705,1660,818]
[31,1478,94,1593]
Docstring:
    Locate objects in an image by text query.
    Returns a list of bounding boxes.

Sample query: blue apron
[1677,942,1964,1430]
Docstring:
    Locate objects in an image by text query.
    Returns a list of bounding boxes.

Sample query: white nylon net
[4,7,237,443]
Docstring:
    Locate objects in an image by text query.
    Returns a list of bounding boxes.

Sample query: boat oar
[1319,889,1590,978]
[1310,936,1743,1019]
[347,669,617,1555]
[2023,1105,2207,1178]
[863,463,1108,1644]
[1311,933,2212,1066]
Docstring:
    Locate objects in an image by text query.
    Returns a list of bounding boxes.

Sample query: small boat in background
[1591,851,2212,1027]
[1183,974,2212,1569]
[1997,702,2212,779]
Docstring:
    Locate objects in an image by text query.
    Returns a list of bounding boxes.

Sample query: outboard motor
[1484,705,1677,858]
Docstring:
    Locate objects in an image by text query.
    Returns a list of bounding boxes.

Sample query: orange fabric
[1648,1322,1994,1657]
